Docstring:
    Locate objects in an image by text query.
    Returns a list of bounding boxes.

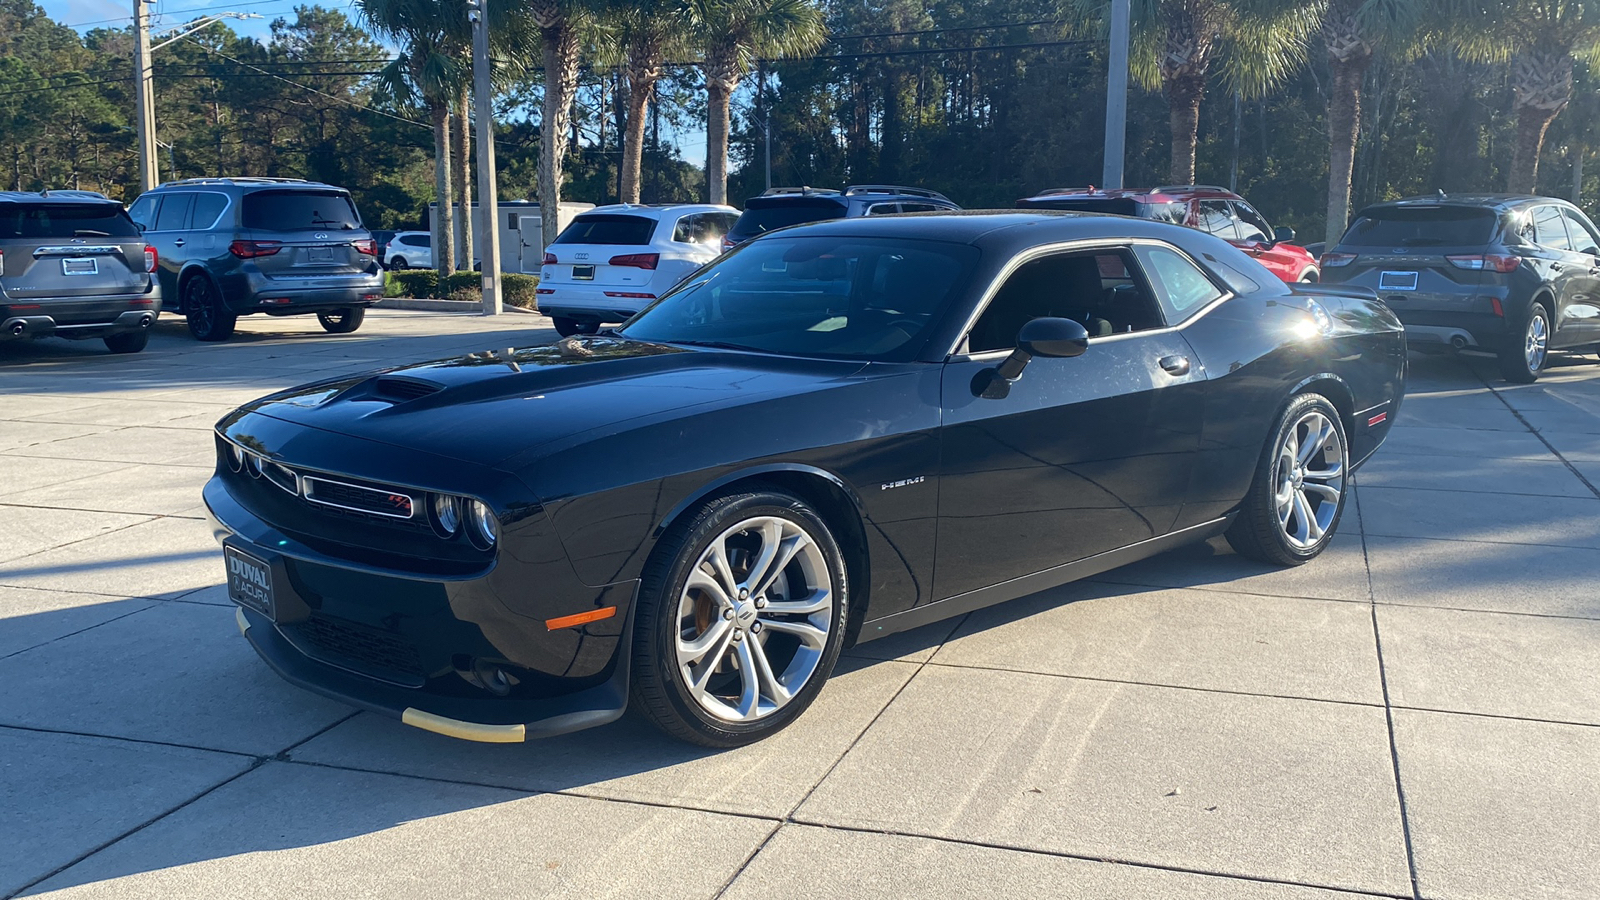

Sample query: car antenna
[1437,189,1447,200]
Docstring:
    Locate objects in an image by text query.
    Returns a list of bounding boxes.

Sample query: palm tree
[1319,0,1429,245]
[359,0,460,275]
[526,0,592,249]
[693,0,825,205]
[1450,0,1600,193]
[604,0,692,203]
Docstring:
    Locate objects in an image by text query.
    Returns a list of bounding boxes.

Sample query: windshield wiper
[665,339,766,353]
[74,229,110,237]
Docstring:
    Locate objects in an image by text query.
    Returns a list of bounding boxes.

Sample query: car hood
[227,337,870,468]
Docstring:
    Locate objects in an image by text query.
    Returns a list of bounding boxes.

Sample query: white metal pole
[1102,0,1130,190]
[469,0,501,315]
[133,0,159,193]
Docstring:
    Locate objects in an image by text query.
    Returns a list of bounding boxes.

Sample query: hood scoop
[367,376,445,404]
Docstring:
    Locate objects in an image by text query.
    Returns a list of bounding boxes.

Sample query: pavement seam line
[0,720,261,759]
[0,514,159,567]
[918,659,1386,708]
[1479,376,1600,501]
[0,601,158,662]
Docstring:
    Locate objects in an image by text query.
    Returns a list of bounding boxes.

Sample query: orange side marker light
[545,607,617,631]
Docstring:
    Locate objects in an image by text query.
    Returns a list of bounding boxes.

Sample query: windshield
[242,190,361,231]
[0,203,139,239]
[729,200,845,238]
[555,214,657,245]
[619,235,978,362]
[1343,207,1497,247]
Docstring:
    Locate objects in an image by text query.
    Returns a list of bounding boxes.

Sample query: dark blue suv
[128,178,384,341]
[722,185,960,251]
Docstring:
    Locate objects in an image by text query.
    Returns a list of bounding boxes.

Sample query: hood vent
[371,376,444,403]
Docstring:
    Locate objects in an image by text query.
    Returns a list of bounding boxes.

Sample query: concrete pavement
[2,312,1597,899]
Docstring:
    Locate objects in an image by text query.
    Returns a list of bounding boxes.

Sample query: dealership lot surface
[2,312,1597,900]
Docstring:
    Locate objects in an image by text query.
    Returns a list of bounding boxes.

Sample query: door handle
[1159,355,1191,376]
[173,238,185,247]
[1549,260,1563,271]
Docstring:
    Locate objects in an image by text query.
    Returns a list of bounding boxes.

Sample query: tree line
[3,0,1599,273]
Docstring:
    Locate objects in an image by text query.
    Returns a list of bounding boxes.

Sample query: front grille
[287,613,426,685]
[303,476,416,519]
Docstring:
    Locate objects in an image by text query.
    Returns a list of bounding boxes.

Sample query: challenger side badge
[881,476,926,491]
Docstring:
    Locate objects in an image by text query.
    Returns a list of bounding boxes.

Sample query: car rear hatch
[239,189,374,279]
[541,213,662,292]
[0,201,150,312]
[1326,206,1503,312]
[725,197,848,244]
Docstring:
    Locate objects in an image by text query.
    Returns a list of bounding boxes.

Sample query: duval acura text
[206,212,1406,747]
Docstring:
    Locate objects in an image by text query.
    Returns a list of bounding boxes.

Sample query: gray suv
[128,178,384,341]
[0,191,161,354]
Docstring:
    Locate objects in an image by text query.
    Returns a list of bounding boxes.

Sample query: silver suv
[128,178,384,341]
[0,191,161,354]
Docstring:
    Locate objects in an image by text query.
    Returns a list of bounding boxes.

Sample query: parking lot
[1,310,1597,900]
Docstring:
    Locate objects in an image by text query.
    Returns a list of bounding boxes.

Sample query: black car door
[145,192,194,305]
[1557,207,1600,345]
[934,246,1206,601]
[1527,204,1587,346]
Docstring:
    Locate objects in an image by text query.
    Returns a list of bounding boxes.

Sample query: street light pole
[1102,0,1130,189]
[132,0,159,193]
[467,0,501,315]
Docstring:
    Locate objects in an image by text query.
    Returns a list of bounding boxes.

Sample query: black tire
[317,307,365,334]
[390,257,407,270]
[630,489,850,747]
[551,316,598,338]
[1225,393,1350,567]
[1298,268,1320,283]
[103,330,148,354]
[182,274,236,342]
[1498,301,1550,383]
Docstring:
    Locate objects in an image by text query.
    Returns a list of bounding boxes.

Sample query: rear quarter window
[554,214,657,245]
[242,190,361,231]
[1342,207,1497,247]
[0,203,141,239]
[730,201,846,237]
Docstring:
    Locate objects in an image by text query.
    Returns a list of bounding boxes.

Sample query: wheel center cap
[734,603,758,629]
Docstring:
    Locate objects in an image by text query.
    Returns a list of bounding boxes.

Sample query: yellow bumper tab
[401,708,527,743]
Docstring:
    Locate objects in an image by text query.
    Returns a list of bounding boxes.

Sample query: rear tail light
[609,253,659,270]
[143,245,158,273]
[0,247,6,275]
[1320,252,1356,268]
[536,287,554,294]
[721,236,736,252]
[353,239,378,256]
[542,252,557,266]
[604,291,657,299]
[1447,254,1521,273]
[1491,297,1505,317]
[230,240,283,259]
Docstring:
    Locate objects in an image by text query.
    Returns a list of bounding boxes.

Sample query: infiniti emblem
[314,232,328,240]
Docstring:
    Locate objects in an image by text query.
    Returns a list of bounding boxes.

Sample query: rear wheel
[551,316,598,338]
[182,275,235,342]
[390,256,408,270]
[103,330,148,354]
[1297,268,1320,283]
[631,490,849,747]
[317,308,365,334]
[1225,393,1349,566]
[1498,301,1550,383]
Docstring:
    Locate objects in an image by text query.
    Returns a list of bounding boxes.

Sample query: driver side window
[1561,208,1600,256]
[967,249,1166,353]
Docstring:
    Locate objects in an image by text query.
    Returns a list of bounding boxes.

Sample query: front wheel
[631,490,849,747]
[1499,301,1550,383]
[317,308,365,334]
[1225,393,1349,566]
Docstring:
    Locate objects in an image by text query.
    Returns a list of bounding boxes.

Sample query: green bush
[391,270,438,299]
[502,273,540,310]
[446,286,481,303]
[442,272,480,297]
[381,270,405,298]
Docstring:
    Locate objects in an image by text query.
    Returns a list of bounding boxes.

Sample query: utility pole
[1101,0,1130,189]
[467,0,501,315]
[763,117,772,192]
[132,0,159,193]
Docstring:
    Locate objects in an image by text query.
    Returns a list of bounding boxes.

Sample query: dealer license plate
[225,546,275,619]
[1378,270,1418,291]
[572,264,595,280]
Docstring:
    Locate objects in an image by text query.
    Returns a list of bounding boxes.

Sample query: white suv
[385,231,433,269]
[537,204,739,336]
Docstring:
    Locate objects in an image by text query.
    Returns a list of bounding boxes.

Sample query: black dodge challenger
[207,212,1406,747]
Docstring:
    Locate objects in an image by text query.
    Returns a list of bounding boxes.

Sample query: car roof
[1358,194,1558,214]
[0,190,121,206]
[576,203,737,218]
[148,177,351,193]
[1020,185,1241,204]
[755,209,1194,250]
[747,185,957,206]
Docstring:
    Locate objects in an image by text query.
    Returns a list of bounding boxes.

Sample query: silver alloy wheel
[1273,410,1345,550]
[675,515,832,722]
[1525,309,1549,372]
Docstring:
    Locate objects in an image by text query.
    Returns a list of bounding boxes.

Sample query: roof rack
[761,186,841,197]
[1032,187,1100,196]
[1152,184,1230,194]
[0,190,115,202]
[159,177,310,187]
[843,184,953,203]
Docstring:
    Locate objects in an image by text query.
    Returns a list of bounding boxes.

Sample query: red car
[1017,185,1321,283]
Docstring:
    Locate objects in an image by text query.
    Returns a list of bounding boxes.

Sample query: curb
[375,298,544,316]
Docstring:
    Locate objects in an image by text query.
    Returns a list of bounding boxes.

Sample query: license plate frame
[307,246,335,263]
[62,258,98,276]
[571,264,595,281]
[225,546,276,620]
[1378,270,1419,291]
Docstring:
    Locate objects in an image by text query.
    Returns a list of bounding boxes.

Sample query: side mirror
[1273,226,1296,245]
[973,317,1089,399]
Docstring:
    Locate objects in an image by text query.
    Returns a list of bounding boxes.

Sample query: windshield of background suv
[620,235,979,362]
[554,214,657,245]
[0,203,139,239]
[729,200,846,238]
[1343,207,1497,247]
[242,190,361,231]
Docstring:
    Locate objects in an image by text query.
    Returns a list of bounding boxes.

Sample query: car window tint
[866,203,901,216]
[704,213,738,240]
[554,214,656,244]
[241,190,360,231]
[1233,202,1271,242]
[899,203,939,213]
[190,192,228,230]
[620,236,978,362]
[1560,208,1600,255]
[968,249,1166,353]
[1344,207,1497,247]
[154,193,194,231]
[1532,205,1572,250]
[672,214,697,242]
[729,201,844,237]
[1198,201,1238,239]
[0,202,141,239]
[127,195,157,231]
[1196,250,1262,294]
[1136,244,1227,323]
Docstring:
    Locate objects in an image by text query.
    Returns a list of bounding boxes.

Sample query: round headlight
[244,452,264,478]
[225,442,244,473]
[466,499,498,550]
[430,494,461,537]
